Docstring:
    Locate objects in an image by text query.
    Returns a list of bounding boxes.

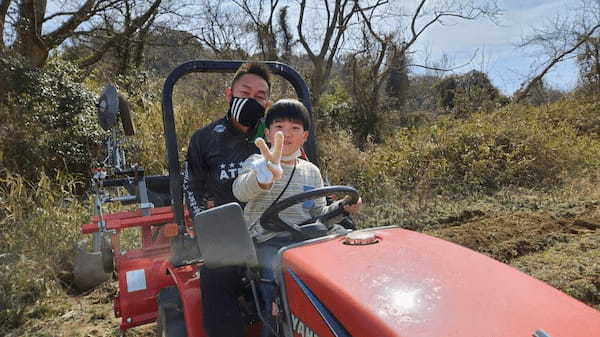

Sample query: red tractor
[79,60,600,337]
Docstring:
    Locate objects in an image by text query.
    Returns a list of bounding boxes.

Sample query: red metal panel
[163,263,265,337]
[82,207,191,234]
[284,270,344,337]
[114,245,173,332]
[140,225,170,247]
[281,228,600,337]
[91,206,174,223]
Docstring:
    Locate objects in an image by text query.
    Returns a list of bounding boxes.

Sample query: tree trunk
[0,0,11,48]
[16,0,49,67]
[309,62,325,114]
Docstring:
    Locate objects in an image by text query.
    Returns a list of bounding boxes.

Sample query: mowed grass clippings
[511,231,600,310]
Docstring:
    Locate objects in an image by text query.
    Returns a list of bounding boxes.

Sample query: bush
[0,53,103,181]
[319,97,600,202]
[0,259,50,333]
[433,70,507,116]
[123,74,226,174]
[395,104,598,195]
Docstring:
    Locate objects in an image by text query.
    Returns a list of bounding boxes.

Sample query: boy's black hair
[265,99,311,130]
[231,62,272,93]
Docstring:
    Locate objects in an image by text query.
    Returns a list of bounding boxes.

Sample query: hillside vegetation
[1,55,600,335]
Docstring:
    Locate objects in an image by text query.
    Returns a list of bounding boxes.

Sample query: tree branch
[79,0,163,68]
[44,0,96,48]
[516,23,600,102]
[42,0,119,23]
[296,0,316,61]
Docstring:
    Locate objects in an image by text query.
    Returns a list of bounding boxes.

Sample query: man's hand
[252,131,284,188]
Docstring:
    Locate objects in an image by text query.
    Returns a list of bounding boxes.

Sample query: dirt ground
[10,207,600,336]
[7,281,155,337]
[426,206,600,310]
[428,210,600,263]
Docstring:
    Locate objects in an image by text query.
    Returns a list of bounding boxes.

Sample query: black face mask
[227,96,265,129]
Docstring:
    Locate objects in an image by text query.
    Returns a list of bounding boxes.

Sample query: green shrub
[0,259,50,333]
[370,104,600,196]
[318,95,600,230]
[0,54,103,181]
[125,76,225,174]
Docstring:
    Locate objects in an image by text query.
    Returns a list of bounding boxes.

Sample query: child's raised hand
[252,131,284,186]
[255,131,284,179]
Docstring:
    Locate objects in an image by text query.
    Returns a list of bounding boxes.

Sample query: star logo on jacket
[219,161,243,180]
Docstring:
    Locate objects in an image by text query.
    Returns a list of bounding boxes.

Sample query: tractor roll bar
[162,60,317,230]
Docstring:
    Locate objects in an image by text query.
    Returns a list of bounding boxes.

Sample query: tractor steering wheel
[258,186,359,239]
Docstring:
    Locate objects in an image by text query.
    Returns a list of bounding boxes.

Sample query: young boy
[233,98,362,337]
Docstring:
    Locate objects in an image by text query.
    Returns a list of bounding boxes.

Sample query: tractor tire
[156,287,187,337]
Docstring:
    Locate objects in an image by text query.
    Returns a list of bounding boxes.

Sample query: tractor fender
[166,264,204,337]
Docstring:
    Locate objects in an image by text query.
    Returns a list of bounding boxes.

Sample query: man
[183,62,272,337]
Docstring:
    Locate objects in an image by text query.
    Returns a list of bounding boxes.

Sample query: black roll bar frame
[161,60,317,231]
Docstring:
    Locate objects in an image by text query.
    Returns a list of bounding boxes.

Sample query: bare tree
[338,0,500,145]
[515,0,600,102]
[278,5,295,61]
[194,0,249,58]
[5,0,124,67]
[295,0,365,110]
[578,35,600,90]
[192,0,295,61]
[232,0,280,60]
[77,0,163,73]
[1,0,174,69]
[294,0,500,114]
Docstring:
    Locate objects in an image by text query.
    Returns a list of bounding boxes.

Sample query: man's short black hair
[265,99,311,130]
[231,62,272,93]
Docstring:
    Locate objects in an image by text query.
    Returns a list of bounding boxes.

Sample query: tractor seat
[120,174,172,207]
[145,175,171,207]
[145,175,170,193]
[193,202,258,269]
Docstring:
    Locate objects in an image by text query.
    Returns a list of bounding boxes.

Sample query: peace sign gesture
[252,131,284,187]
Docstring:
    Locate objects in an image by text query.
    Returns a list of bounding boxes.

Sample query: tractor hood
[280,227,600,337]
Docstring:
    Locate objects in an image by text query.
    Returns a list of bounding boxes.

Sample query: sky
[412,0,579,95]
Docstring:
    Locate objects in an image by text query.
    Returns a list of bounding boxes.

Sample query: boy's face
[265,119,308,157]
